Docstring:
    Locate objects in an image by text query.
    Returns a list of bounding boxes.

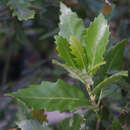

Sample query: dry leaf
[102,3,112,15]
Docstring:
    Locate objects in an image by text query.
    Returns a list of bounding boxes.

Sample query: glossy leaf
[92,71,128,96]
[8,0,35,21]
[55,36,75,67]
[83,13,110,74]
[6,80,90,112]
[59,3,85,43]
[70,36,87,70]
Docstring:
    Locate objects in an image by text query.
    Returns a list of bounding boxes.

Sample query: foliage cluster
[5,3,129,130]
[0,0,129,129]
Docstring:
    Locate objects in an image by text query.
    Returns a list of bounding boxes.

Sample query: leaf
[102,3,112,15]
[31,109,47,123]
[6,80,90,112]
[59,2,85,43]
[16,120,43,130]
[16,101,32,121]
[55,36,75,67]
[104,40,126,72]
[70,36,87,70]
[92,71,128,96]
[112,118,122,130]
[83,13,110,74]
[57,114,86,130]
[95,40,126,85]
[52,60,93,85]
[101,84,118,99]
[8,0,35,21]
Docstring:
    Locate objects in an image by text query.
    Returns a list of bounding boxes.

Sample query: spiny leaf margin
[6,79,90,112]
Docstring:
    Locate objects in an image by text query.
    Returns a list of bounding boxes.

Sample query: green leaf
[101,85,118,99]
[104,39,126,72]
[57,114,86,130]
[16,120,43,130]
[59,2,85,43]
[55,36,75,67]
[16,101,32,121]
[52,60,93,85]
[6,80,90,112]
[8,0,35,21]
[83,13,110,74]
[95,40,126,84]
[92,71,128,96]
[70,36,87,70]
[112,118,122,130]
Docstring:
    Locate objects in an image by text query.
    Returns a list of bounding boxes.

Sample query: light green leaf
[8,0,35,21]
[6,80,90,112]
[83,13,110,74]
[16,120,43,130]
[59,3,85,43]
[57,114,86,130]
[92,71,128,96]
[52,60,93,85]
[55,36,75,67]
[70,36,87,70]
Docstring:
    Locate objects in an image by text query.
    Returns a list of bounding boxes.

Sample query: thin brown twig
[2,53,11,86]
[96,119,101,130]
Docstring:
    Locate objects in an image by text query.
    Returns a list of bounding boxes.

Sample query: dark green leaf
[6,80,90,112]
[83,13,110,74]
[105,40,126,71]
[112,118,122,130]
[101,85,118,99]
[59,3,85,43]
[92,71,128,96]
[8,0,35,21]
[96,40,126,84]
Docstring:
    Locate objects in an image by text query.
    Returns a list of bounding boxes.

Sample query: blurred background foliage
[0,0,129,129]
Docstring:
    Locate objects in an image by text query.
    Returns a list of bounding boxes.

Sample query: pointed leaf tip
[59,2,85,42]
[83,13,110,74]
[6,79,90,112]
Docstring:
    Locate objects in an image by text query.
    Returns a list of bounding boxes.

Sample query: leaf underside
[16,120,43,130]
[52,60,93,85]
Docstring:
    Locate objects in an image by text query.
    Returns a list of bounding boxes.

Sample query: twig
[96,119,101,130]
[2,53,11,86]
